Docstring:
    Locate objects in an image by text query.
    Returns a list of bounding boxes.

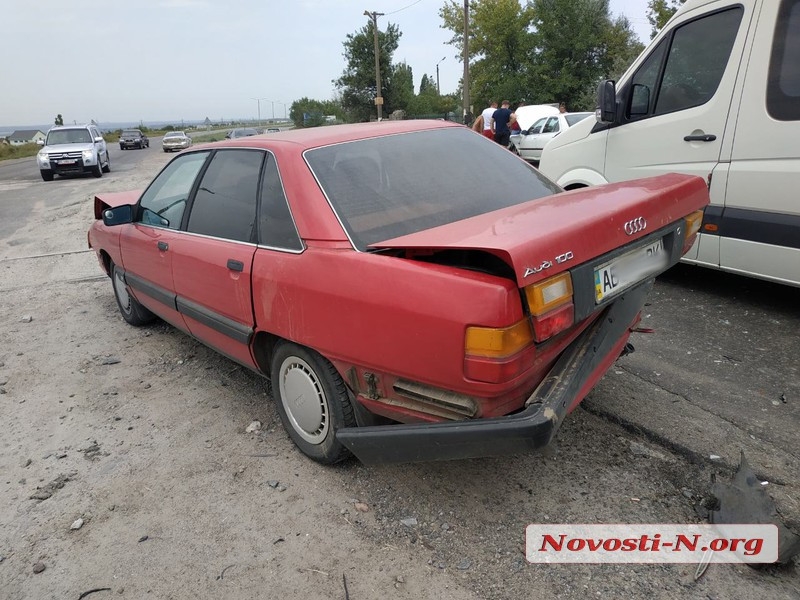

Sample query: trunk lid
[370,173,708,286]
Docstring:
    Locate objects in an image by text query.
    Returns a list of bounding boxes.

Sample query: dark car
[225,128,259,139]
[119,129,149,150]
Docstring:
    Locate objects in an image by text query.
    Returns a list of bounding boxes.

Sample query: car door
[118,151,211,331]
[518,117,548,158]
[90,126,107,162]
[529,116,561,160]
[171,149,263,368]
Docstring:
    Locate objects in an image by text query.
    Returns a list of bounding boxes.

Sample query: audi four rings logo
[624,217,647,235]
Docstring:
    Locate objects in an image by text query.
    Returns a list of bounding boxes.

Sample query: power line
[385,0,423,16]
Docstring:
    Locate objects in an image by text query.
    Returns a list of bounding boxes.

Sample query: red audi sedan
[88,120,707,465]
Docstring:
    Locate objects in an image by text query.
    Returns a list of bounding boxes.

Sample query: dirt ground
[1,149,798,599]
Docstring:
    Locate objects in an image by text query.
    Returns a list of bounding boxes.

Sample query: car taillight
[682,210,704,254]
[465,319,533,358]
[524,272,574,342]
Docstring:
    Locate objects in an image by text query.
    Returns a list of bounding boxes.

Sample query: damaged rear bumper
[336,280,653,465]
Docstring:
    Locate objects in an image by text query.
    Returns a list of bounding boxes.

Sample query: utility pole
[463,0,470,124]
[436,56,446,94]
[364,10,385,120]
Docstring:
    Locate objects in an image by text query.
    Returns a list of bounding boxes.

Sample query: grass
[0,143,40,162]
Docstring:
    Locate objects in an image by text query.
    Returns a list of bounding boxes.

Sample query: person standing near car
[491,100,513,147]
[480,101,497,140]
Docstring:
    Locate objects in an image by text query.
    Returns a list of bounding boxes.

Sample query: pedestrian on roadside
[480,101,497,140]
[471,113,485,133]
[491,100,514,148]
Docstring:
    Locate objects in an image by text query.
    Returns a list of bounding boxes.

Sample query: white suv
[37,124,110,181]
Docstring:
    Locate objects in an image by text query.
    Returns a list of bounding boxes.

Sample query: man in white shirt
[480,101,497,140]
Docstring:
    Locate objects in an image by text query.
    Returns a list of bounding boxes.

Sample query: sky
[0,0,652,127]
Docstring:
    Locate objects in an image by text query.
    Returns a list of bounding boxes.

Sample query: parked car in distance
[87,121,708,465]
[226,127,259,139]
[119,129,149,150]
[266,128,281,133]
[511,112,593,162]
[37,124,111,181]
[162,131,192,152]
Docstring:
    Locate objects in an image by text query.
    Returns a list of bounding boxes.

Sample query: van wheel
[270,342,355,464]
[102,152,111,173]
[93,156,103,178]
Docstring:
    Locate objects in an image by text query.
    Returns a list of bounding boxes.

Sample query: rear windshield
[305,127,561,250]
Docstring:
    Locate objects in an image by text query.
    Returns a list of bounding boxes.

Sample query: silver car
[37,124,110,181]
[162,131,192,153]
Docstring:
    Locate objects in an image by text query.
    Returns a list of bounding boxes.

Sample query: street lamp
[250,97,268,127]
[436,56,446,94]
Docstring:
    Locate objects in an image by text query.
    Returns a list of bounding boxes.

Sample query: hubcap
[114,270,131,313]
[279,356,329,445]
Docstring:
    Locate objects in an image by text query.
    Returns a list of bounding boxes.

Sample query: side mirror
[94,136,104,143]
[596,80,617,124]
[102,204,133,226]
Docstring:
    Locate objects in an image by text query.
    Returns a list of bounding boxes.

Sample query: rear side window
[627,7,743,118]
[258,154,302,251]
[767,0,800,120]
[186,149,263,242]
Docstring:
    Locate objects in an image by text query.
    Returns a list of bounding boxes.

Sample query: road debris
[32,562,46,574]
[245,420,262,433]
[71,518,84,530]
[77,588,112,599]
[710,451,800,564]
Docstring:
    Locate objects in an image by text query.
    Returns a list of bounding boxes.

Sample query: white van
[539,0,800,288]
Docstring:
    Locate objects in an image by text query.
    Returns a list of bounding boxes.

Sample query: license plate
[58,159,77,165]
[594,238,667,303]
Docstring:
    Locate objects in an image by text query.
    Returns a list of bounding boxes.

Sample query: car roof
[211,120,461,151]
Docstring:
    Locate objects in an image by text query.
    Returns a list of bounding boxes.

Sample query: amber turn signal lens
[465,319,534,358]
[525,272,573,316]
[685,210,704,238]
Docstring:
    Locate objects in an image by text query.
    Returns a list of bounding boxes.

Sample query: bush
[0,142,41,162]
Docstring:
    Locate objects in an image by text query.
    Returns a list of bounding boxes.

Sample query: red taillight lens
[531,303,574,342]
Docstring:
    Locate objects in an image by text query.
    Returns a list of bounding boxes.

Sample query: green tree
[646,0,686,39]
[289,97,345,128]
[391,62,416,115]
[440,0,536,110]
[334,20,402,121]
[54,114,63,126]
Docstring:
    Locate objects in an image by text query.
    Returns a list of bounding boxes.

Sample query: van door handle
[684,134,717,142]
[227,259,244,272]
[157,241,169,251]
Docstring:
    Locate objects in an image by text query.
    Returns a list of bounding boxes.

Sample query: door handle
[157,241,169,251]
[227,259,244,272]
[683,134,717,142]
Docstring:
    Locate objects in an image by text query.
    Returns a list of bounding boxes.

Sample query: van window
[626,8,743,119]
[767,0,800,120]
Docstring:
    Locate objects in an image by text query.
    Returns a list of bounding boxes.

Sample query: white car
[511,112,593,163]
[162,131,192,152]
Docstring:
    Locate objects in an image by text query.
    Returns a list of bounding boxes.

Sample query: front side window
[186,149,263,243]
[542,117,560,134]
[138,151,210,229]
[767,0,800,120]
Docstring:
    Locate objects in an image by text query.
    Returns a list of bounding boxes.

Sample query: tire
[102,151,111,173]
[111,263,155,326]
[92,154,103,178]
[270,342,356,464]
[510,144,520,156]
[120,145,124,150]
[40,170,54,182]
